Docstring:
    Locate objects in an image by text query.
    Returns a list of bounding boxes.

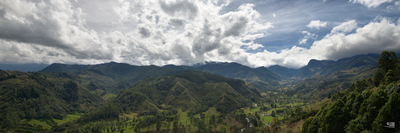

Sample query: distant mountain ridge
[267,65,298,78]
[267,53,381,79]
[38,53,382,93]
[41,61,282,92]
[0,63,48,72]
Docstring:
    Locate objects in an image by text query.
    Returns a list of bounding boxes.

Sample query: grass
[102,93,117,101]
[24,119,52,129]
[247,106,261,112]
[194,107,219,118]
[121,112,138,119]
[261,116,274,124]
[53,114,81,125]
[260,115,284,124]
[178,110,190,126]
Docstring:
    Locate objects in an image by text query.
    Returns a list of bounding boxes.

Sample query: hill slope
[267,65,299,78]
[301,52,400,133]
[0,70,104,131]
[40,62,176,93]
[114,70,261,114]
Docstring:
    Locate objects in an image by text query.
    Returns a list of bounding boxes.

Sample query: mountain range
[0,52,385,132]
[35,53,381,94]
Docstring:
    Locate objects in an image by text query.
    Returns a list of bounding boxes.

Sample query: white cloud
[247,18,400,68]
[331,20,358,33]
[350,0,393,8]
[307,20,328,29]
[314,18,400,60]
[273,13,276,18]
[0,0,399,69]
[0,0,272,66]
[299,31,317,45]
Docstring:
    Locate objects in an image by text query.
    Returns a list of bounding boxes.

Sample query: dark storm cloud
[0,0,116,61]
[223,17,249,37]
[138,27,151,38]
[159,0,198,19]
[169,19,185,26]
[192,20,222,57]
[0,12,72,50]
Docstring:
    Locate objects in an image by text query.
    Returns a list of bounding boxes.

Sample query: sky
[0,0,400,69]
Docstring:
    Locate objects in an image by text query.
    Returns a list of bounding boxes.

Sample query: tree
[156,122,161,132]
[271,111,276,117]
[378,51,398,72]
[372,92,400,133]
[210,114,216,125]
[327,92,331,98]
[384,70,395,84]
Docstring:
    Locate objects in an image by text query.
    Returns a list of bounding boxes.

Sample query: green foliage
[0,71,104,131]
[271,110,276,117]
[301,51,400,133]
[378,51,398,72]
[371,92,400,133]
[79,103,119,123]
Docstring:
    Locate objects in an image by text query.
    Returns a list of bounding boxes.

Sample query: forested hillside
[285,53,381,100]
[0,71,104,132]
[53,70,262,132]
[301,51,400,133]
[41,62,176,93]
[164,62,283,92]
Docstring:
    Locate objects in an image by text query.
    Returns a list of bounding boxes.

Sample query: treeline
[301,51,400,133]
[0,74,16,81]
[79,103,120,123]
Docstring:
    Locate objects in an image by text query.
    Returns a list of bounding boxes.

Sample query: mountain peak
[306,59,335,67]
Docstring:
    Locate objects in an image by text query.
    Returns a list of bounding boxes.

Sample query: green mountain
[0,52,392,132]
[0,63,48,72]
[295,54,380,79]
[267,54,380,80]
[52,70,262,132]
[163,62,282,92]
[164,62,281,81]
[114,70,261,114]
[0,70,104,132]
[40,62,176,93]
[267,65,299,78]
[287,54,381,100]
[295,59,336,79]
[43,61,283,93]
[301,51,400,133]
[289,66,377,99]
[39,63,91,73]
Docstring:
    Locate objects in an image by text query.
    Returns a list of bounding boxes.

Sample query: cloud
[169,18,185,26]
[307,20,328,29]
[159,0,198,19]
[313,17,400,60]
[0,0,272,67]
[223,17,249,36]
[0,0,399,70]
[299,31,317,45]
[331,20,358,33]
[138,27,151,38]
[350,0,393,8]
[247,17,400,68]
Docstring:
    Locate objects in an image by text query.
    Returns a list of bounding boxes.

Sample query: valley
[0,51,399,133]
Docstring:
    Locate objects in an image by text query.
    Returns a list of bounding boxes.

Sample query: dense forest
[301,51,400,133]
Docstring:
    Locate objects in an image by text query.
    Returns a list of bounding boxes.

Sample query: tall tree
[372,92,400,133]
[378,51,398,72]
